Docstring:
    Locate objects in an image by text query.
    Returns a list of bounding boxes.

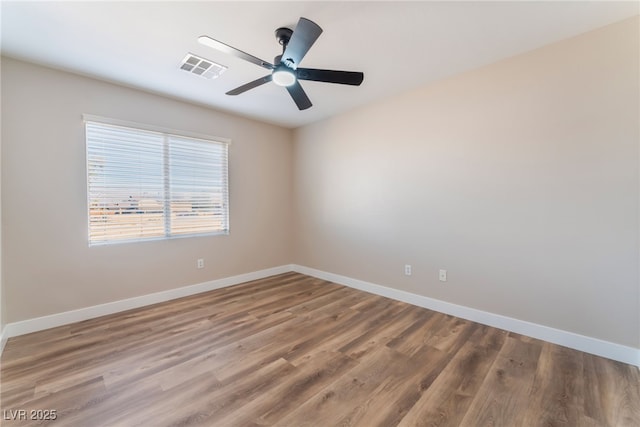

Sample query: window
[85,117,229,246]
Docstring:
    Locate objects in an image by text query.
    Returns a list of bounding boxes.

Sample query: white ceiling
[2,1,638,129]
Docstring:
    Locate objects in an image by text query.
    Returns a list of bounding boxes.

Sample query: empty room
[1,1,639,426]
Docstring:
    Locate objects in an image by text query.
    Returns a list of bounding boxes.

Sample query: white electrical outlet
[404,264,412,276]
[439,269,447,282]
[197,258,204,269]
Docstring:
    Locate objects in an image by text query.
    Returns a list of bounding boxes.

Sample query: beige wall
[2,17,639,351]
[293,17,640,348]
[1,57,293,323]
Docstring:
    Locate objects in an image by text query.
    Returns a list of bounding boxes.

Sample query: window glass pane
[85,120,229,246]
[87,122,166,244]
[169,135,229,236]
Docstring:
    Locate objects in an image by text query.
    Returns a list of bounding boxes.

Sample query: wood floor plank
[273,345,416,427]
[214,350,359,426]
[519,342,583,426]
[458,336,543,427]
[120,358,292,427]
[346,344,451,427]
[583,352,640,427]
[386,309,441,355]
[338,304,427,360]
[1,272,638,427]
[281,299,407,365]
[371,320,481,426]
[397,325,507,427]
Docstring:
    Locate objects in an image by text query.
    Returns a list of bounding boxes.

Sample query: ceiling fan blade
[286,81,312,110]
[198,36,274,70]
[226,75,273,95]
[296,68,364,86]
[282,18,322,68]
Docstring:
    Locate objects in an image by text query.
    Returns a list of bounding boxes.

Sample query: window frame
[83,114,230,246]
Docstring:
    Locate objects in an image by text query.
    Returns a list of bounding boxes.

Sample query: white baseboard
[292,264,640,368]
[0,326,7,356]
[3,263,638,368]
[1,265,294,344]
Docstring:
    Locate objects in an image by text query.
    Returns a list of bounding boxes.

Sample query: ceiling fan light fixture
[272,68,296,87]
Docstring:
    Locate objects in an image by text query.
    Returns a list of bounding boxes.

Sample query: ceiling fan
[198,17,364,110]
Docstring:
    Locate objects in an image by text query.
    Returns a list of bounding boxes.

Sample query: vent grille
[179,53,227,79]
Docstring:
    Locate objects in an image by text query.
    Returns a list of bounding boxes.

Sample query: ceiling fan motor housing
[275,27,293,47]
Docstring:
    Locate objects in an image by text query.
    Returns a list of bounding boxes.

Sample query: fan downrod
[275,27,293,48]
[274,27,293,65]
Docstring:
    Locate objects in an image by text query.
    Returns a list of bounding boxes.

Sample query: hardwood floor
[1,272,639,426]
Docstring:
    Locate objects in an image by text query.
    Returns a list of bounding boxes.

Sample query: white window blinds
[85,119,229,246]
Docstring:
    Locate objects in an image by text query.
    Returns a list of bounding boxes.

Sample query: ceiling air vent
[179,53,227,79]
